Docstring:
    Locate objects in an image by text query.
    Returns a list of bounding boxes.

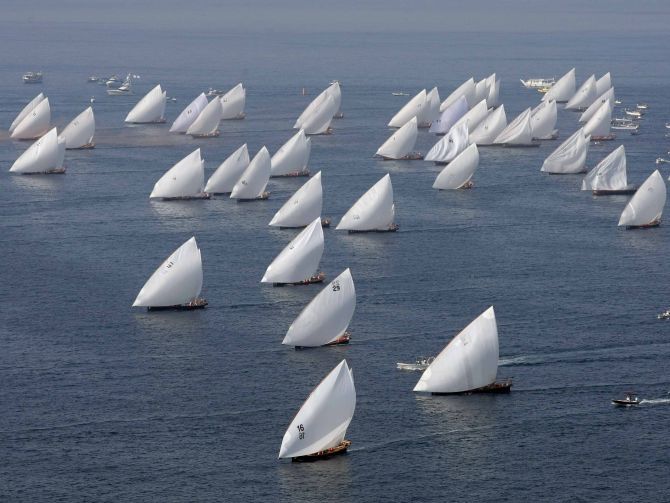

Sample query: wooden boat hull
[502,142,541,148]
[20,168,66,175]
[236,191,270,202]
[590,134,616,141]
[292,440,351,462]
[221,113,246,120]
[295,332,351,350]
[190,131,220,138]
[380,152,423,161]
[273,272,325,287]
[147,298,208,311]
[348,224,399,234]
[159,194,211,201]
[66,143,95,150]
[279,218,330,230]
[431,379,512,395]
[593,187,637,196]
[626,220,660,230]
[271,170,310,178]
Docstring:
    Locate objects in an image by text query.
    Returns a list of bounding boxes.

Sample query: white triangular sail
[595,72,612,97]
[565,75,597,110]
[541,128,590,174]
[542,68,576,103]
[429,95,468,134]
[376,117,418,159]
[579,87,615,123]
[295,82,340,129]
[262,218,324,284]
[278,360,356,459]
[583,99,612,138]
[493,108,534,145]
[474,78,489,105]
[440,78,476,112]
[219,83,246,119]
[425,122,469,163]
[486,73,500,108]
[451,99,488,133]
[132,237,203,307]
[11,97,51,140]
[469,105,507,145]
[433,143,479,190]
[10,93,45,133]
[269,172,323,228]
[169,93,208,133]
[618,170,666,227]
[150,149,205,199]
[59,107,95,149]
[302,95,337,135]
[530,100,557,139]
[204,144,250,194]
[230,147,271,199]
[125,85,166,123]
[418,87,440,127]
[388,89,427,128]
[336,174,395,231]
[186,97,222,136]
[10,127,65,174]
[271,129,311,176]
[282,269,356,347]
[582,145,628,191]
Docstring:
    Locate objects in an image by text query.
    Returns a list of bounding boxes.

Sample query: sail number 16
[297,423,305,440]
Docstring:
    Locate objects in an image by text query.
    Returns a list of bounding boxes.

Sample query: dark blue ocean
[1,24,669,502]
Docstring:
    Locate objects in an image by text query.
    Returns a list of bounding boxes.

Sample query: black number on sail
[332,281,340,292]
[297,424,305,440]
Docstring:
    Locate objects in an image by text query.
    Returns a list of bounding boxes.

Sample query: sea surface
[1,25,669,502]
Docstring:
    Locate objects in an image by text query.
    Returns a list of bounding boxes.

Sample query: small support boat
[292,440,351,462]
[273,272,325,287]
[520,77,556,90]
[23,71,43,84]
[612,392,640,406]
[657,309,670,320]
[396,356,435,371]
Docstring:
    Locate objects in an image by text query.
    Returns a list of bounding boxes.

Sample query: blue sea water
[1,24,670,502]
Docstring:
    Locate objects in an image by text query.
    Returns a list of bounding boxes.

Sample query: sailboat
[9,128,65,174]
[169,92,208,133]
[579,87,615,124]
[540,128,590,174]
[565,75,597,111]
[261,218,325,286]
[425,122,469,164]
[469,105,507,145]
[530,100,558,140]
[10,96,51,140]
[186,97,223,137]
[474,78,489,105]
[278,360,355,462]
[388,89,427,128]
[9,93,45,134]
[230,147,271,201]
[542,68,576,103]
[125,84,167,123]
[269,172,326,229]
[301,95,338,135]
[418,87,440,128]
[150,149,209,200]
[440,78,476,112]
[204,144,250,194]
[493,108,537,147]
[595,72,612,97]
[618,170,666,229]
[581,145,636,195]
[414,306,511,394]
[583,99,614,140]
[132,236,207,310]
[294,82,341,129]
[282,268,356,348]
[336,174,397,232]
[270,129,311,177]
[429,95,468,135]
[219,83,246,120]
[59,107,95,149]
[432,143,479,190]
[375,117,421,160]
[451,99,488,134]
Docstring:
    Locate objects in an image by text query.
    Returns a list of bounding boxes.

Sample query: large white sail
[595,72,612,97]
[295,82,340,129]
[493,108,534,145]
[451,99,488,133]
[10,127,65,174]
[541,128,590,174]
[425,122,469,163]
[579,87,615,123]
[583,99,612,138]
[169,93,208,133]
[414,307,499,393]
[132,237,203,308]
[150,149,205,199]
[269,172,323,228]
[230,146,271,200]
[11,97,51,140]
[282,269,356,347]
[474,78,489,105]
[336,174,395,231]
[59,107,95,149]
[125,84,167,123]
[440,78,476,112]
[219,83,246,119]
[418,87,440,127]
[582,145,628,191]
[433,143,479,190]
[262,218,324,284]
[302,95,338,135]
[388,89,427,128]
[10,93,45,133]
[618,170,666,227]
[530,100,558,140]
[486,73,500,108]
[278,360,356,459]
[376,117,418,159]
[469,105,507,145]
[271,129,311,176]
[204,144,250,194]
[542,68,576,103]
[565,75,597,110]
[186,97,223,136]
[429,95,468,134]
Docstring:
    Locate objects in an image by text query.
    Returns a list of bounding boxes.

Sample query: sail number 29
[297,424,305,440]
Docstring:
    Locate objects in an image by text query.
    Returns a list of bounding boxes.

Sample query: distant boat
[530,100,558,140]
[397,356,434,371]
[624,109,643,119]
[440,78,476,112]
[169,93,208,133]
[565,75,597,111]
[429,95,468,135]
[132,236,207,311]
[636,103,648,110]
[295,82,341,129]
[206,87,225,97]
[278,360,355,462]
[204,144,250,195]
[219,83,246,120]
[23,71,43,84]
[541,128,590,174]
[106,75,123,88]
[581,145,636,195]
[611,118,639,133]
[392,92,409,96]
[375,117,421,160]
[87,75,100,83]
[542,68,576,103]
[107,74,133,95]
[469,105,507,145]
[493,108,538,147]
[414,306,512,395]
[336,174,398,233]
[387,89,427,128]
[612,392,640,407]
[125,84,167,124]
[656,157,670,165]
[60,107,95,149]
[10,96,51,140]
[618,170,666,229]
[425,121,469,164]
[230,147,271,201]
[150,149,209,200]
[270,129,311,177]
[269,172,325,229]
[261,218,325,286]
[186,97,223,137]
[579,88,615,123]
[520,77,555,89]
[433,143,479,190]
[282,268,356,348]
[583,99,614,140]
[9,128,65,174]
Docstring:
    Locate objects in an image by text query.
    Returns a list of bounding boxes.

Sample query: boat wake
[639,398,670,406]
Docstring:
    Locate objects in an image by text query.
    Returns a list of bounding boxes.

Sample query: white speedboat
[520,77,555,89]
[396,357,434,371]
[657,309,670,319]
[23,71,43,83]
[612,392,640,406]
[106,75,123,88]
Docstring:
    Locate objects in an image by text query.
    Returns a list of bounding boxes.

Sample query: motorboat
[611,118,639,132]
[87,75,100,83]
[396,356,435,371]
[392,92,409,96]
[520,77,555,89]
[612,392,640,406]
[657,309,670,319]
[23,71,43,84]
[206,88,224,97]
[656,158,670,165]
[108,74,133,95]
[636,103,649,110]
[625,109,643,119]
[106,75,123,88]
